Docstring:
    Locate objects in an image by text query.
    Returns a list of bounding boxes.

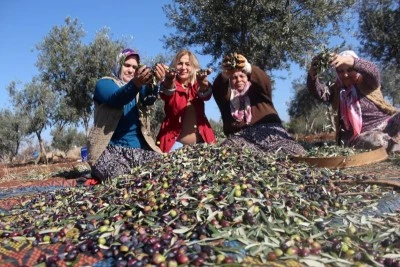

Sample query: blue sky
[0,0,357,141]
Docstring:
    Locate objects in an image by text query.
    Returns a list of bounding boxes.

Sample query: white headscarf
[339,50,359,59]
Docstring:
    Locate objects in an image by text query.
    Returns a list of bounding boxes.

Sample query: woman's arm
[197,82,213,101]
[307,74,335,103]
[354,58,380,89]
[94,79,140,108]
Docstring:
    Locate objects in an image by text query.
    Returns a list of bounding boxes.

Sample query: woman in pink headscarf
[213,53,306,156]
[308,50,400,152]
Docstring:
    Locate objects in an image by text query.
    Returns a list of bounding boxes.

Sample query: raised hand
[222,53,250,77]
[196,68,212,92]
[163,66,177,89]
[133,65,152,88]
[329,53,355,69]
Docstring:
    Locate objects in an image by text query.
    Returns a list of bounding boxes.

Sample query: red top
[157,80,216,152]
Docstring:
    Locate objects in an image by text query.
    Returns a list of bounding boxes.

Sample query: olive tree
[35,17,126,135]
[0,109,27,162]
[358,0,400,65]
[162,0,356,71]
[51,126,86,154]
[287,78,335,135]
[358,0,400,107]
[7,78,57,164]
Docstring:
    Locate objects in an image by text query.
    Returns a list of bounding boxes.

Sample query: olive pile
[0,144,399,266]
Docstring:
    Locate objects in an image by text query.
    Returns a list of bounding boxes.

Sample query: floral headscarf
[112,48,140,81]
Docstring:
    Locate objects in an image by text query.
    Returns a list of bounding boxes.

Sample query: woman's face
[336,65,358,88]
[230,70,248,92]
[121,55,139,83]
[175,54,192,83]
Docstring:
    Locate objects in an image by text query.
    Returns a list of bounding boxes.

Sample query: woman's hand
[153,63,168,83]
[197,68,212,91]
[329,53,355,69]
[163,66,176,89]
[132,65,152,88]
[222,53,251,77]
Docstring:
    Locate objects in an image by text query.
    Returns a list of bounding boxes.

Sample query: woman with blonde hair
[157,49,216,152]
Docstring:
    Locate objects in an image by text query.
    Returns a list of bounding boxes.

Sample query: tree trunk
[326,106,336,133]
[36,131,48,164]
[83,116,90,138]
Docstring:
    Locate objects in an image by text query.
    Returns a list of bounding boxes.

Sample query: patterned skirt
[352,112,400,152]
[91,145,162,181]
[221,123,306,156]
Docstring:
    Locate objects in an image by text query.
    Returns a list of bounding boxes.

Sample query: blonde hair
[170,49,201,85]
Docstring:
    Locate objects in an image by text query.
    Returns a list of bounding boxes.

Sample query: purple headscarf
[112,48,140,80]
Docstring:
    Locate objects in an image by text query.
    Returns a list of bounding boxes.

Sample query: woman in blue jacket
[87,48,166,181]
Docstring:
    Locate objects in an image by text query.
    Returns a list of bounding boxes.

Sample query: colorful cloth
[230,81,252,125]
[340,86,363,140]
[91,145,162,181]
[221,123,306,156]
[352,112,400,151]
[0,241,102,267]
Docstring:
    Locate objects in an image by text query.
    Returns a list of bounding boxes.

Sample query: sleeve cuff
[160,83,175,96]
[243,62,252,74]
[198,85,212,98]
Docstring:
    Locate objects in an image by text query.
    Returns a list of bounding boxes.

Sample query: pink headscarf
[337,50,362,140]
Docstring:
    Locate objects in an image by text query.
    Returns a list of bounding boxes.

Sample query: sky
[0,0,357,141]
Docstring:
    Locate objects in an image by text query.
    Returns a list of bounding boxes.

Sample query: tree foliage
[162,0,356,70]
[35,18,127,135]
[358,0,400,65]
[381,65,400,107]
[287,79,335,134]
[35,17,84,133]
[209,119,225,142]
[6,78,56,163]
[358,0,400,107]
[0,109,27,162]
[51,126,86,154]
[73,28,126,135]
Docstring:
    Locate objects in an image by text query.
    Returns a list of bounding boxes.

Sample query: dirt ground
[0,160,89,189]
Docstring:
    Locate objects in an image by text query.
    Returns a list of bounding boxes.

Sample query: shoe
[76,176,100,187]
[84,178,100,186]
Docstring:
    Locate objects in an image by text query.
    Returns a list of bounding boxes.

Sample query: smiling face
[121,55,139,83]
[336,65,359,88]
[230,70,248,92]
[175,54,192,84]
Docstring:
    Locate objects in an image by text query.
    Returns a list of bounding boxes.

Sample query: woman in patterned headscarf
[87,48,167,182]
[212,53,306,156]
[308,50,400,152]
